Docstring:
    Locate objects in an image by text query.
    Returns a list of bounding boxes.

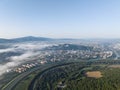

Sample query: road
[2,62,74,90]
[28,62,74,90]
[2,66,43,90]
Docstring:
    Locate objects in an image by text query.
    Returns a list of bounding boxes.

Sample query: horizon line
[0,36,120,40]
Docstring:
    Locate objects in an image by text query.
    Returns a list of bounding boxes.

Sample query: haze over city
[0,0,120,39]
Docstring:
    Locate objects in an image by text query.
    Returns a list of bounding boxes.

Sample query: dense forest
[29,61,120,90]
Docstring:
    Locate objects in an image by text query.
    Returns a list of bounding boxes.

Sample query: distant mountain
[0,38,13,43]
[12,36,52,42]
[0,36,119,43]
[0,36,53,43]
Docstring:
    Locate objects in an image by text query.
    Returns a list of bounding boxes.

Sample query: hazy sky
[0,0,120,39]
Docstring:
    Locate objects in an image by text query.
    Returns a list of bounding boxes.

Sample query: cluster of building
[43,50,114,62]
[99,51,113,59]
[13,61,48,73]
[14,63,38,73]
[5,44,115,74]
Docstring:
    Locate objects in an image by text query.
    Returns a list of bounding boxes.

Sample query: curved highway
[2,66,42,90]
[28,62,74,90]
[2,62,74,90]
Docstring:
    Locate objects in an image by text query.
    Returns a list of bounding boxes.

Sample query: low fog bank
[0,42,56,76]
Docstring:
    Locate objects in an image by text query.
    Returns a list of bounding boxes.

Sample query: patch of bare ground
[86,71,102,78]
